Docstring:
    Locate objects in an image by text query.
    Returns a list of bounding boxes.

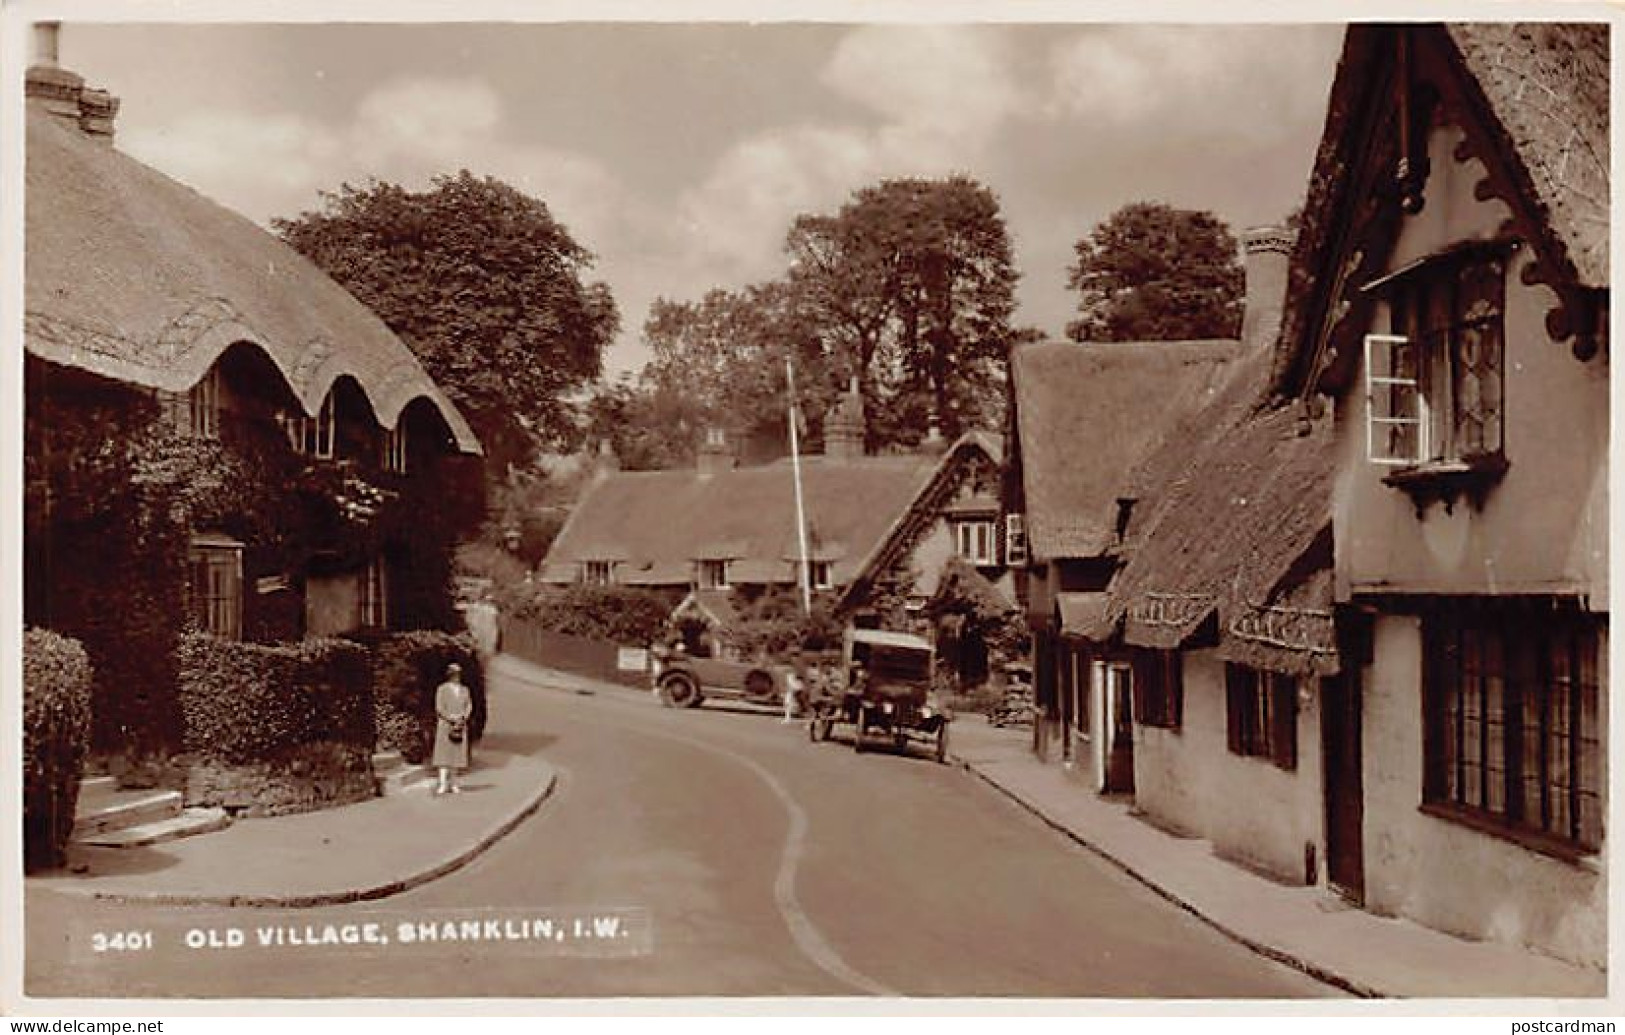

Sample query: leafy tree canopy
[1065,202,1243,343]
[274,171,620,472]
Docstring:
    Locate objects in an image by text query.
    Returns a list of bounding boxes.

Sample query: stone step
[371,750,405,774]
[378,765,435,796]
[72,789,183,840]
[77,807,232,848]
[77,775,120,805]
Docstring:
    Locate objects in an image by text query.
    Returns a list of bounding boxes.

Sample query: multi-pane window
[1365,248,1506,466]
[582,560,614,586]
[1133,649,1182,730]
[698,559,730,589]
[189,367,221,439]
[1225,664,1299,769]
[808,560,833,590]
[1004,513,1028,567]
[954,519,997,565]
[1424,606,1603,853]
[382,425,408,474]
[358,556,388,629]
[187,535,242,639]
[280,395,336,458]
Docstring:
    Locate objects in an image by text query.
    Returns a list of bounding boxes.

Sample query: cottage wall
[1331,124,1609,604]
[1132,651,1325,885]
[306,571,361,636]
[1360,615,1606,968]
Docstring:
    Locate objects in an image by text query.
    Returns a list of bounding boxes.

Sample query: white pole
[787,357,812,616]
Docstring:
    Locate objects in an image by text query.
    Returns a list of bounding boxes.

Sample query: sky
[54,20,1346,378]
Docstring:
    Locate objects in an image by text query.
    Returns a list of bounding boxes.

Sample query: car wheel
[660,674,698,709]
[744,669,775,703]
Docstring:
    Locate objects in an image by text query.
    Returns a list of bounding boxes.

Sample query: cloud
[1045,25,1342,142]
[822,24,1022,145]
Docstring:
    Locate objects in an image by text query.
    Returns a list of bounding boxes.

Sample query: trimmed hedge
[23,629,94,872]
[353,630,486,764]
[508,584,673,646]
[175,632,374,764]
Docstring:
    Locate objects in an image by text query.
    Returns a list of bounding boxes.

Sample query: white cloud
[821,24,1022,144]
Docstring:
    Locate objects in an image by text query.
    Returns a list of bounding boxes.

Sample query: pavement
[28,737,557,908]
[947,717,1608,1000]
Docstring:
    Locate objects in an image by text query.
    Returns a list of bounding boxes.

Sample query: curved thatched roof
[1106,347,1339,676]
[24,106,481,454]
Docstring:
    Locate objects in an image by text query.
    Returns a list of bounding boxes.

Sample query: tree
[787,176,1025,449]
[274,172,620,473]
[1066,202,1243,343]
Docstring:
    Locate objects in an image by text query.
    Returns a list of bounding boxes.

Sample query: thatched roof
[1272,23,1608,399]
[1107,347,1339,676]
[1010,340,1246,563]
[541,433,999,591]
[24,106,480,454]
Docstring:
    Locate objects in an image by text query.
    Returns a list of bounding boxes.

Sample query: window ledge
[1418,801,1598,867]
[1382,454,1509,515]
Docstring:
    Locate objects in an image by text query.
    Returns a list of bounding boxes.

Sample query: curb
[48,763,560,910]
[952,753,1382,1000]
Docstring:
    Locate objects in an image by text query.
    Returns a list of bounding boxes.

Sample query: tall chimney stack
[33,21,61,67]
[26,22,119,145]
[1240,226,1293,352]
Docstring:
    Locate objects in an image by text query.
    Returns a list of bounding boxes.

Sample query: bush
[509,584,673,646]
[175,633,375,764]
[23,629,94,872]
[356,631,486,764]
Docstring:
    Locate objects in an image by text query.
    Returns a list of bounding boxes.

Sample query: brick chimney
[824,377,865,460]
[1240,226,1292,351]
[696,426,733,478]
[26,22,119,146]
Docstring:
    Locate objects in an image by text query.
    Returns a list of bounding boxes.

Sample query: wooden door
[1104,663,1135,794]
[1321,670,1365,903]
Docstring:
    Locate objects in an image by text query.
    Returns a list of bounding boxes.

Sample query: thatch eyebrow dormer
[24,61,481,457]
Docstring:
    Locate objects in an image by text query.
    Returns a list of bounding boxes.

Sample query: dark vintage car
[808,628,950,763]
[649,646,803,712]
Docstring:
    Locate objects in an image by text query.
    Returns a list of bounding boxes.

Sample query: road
[26,663,1338,1000]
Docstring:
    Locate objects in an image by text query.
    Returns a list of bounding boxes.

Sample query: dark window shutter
[1168,651,1184,728]
[1225,664,1244,754]
[1272,675,1299,770]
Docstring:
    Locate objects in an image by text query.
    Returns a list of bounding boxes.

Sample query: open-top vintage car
[808,628,950,763]
[649,645,804,712]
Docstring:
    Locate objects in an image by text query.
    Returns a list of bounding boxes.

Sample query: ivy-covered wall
[25,355,480,756]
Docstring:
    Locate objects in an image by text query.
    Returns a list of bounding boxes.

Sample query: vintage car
[649,645,802,712]
[808,628,950,763]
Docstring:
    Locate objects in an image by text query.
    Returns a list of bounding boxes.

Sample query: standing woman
[433,662,474,795]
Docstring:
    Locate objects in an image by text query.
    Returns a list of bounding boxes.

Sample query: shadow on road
[474,730,558,756]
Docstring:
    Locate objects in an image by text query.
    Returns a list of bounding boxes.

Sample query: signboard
[616,647,649,673]
[255,574,291,595]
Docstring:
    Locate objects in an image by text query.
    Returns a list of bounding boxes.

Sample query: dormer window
[698,559,730,589]
[808,560,833,590]
[281,395,336,459]
[383,425,408,474]
[189,366,221,439]
[582,560,615,586]
[1363,243,1510,507]
[953,518,997,566]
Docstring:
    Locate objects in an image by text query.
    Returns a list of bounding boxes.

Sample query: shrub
[23,629,94,872]
[175,632,374,764]
[509,584,673,646]
[356,631,486,764]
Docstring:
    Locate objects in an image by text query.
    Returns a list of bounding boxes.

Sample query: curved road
[27,663,1338,999]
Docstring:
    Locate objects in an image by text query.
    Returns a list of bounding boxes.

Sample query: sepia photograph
[3,1,1615,1018]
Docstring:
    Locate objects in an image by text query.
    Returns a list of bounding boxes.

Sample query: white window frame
[698,559,730,590]
[358,556,388,629]
[189,367,221,439]
[383,424,408,474]
[582,560,615,586]
[1004,512,1028,567]
[1364,333,1430,466]
[809,560,833,590]
[953,518,997,565]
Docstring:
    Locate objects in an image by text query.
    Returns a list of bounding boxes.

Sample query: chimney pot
[1240,226,1293,352]
[32,21,60,68]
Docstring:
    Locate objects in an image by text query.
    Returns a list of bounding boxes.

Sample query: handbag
[448,718,466,744]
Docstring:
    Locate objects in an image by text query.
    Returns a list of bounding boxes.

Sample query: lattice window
[1425,606,1602,853]
[1225,664,1298,769]
[382,425,408,474]
[189,366,221,440]
[697,559,729,589]
[358,556,388,629]
[582,560,615,586]
[1134,649,1183,731]
[1365,247,1506,467]
[1004,512,1028,567]
[953,519,997,565]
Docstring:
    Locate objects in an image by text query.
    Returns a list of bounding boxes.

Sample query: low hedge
[353,630,486,764]
[507,584,673,646]
[23,628,94,872]
[175,632,374,764]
